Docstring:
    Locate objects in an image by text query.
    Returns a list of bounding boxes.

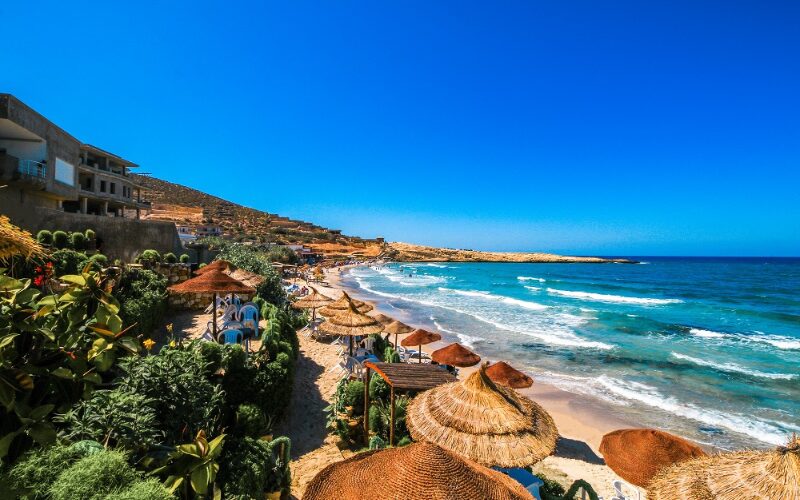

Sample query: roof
[365,361,456,391]
[81,144,139,167]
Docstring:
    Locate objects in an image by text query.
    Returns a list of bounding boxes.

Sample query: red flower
[33,276,44,286]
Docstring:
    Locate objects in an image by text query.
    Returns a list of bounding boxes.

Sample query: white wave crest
[671,352,796,380]
[524,285,541,292]
[547,288,683,305]
[439,288,548,310]
[689,328,727,338]
[518,276,546,283]
[689,328,800,351]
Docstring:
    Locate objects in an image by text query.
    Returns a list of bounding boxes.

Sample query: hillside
[132,174,369,246]
[383,242,636,263]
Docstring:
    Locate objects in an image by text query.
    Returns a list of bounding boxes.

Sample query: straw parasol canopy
[406,363,558,467]
[169,268,256,295]
[194,259,234,276]
[371,313,394,325]
[0,216,44,262]
[227,268,264,288]
[647,436,800,500]
[291,286,333,310]
[486,361,534,389]
[401,328,442,364]
[303,442,533,500]
[599,428,707,488]
[431,343,481,367]
[317,299,384,356]
[318,291,373,315]
[383,319,413,348]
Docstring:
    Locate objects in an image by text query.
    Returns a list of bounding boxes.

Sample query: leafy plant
[50,249,87,275]
[5,443,86,499]
[84,229,96,241]
[235,404,269,438]
[49,449,138,500]
[36,230,53,246]
[179,254,190,264]
[163,253,177,264]
[153,430,225,498]
[104,479,174,500]
[135,249,161,266]
[52,231,69,249]
[113,268,167,337]
[70,232,87,251]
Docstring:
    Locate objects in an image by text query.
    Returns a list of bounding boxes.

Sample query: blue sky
[2,1,798,256]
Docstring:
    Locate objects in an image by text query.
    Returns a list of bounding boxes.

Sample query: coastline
[383,242,638,264]
[316,264,641,498]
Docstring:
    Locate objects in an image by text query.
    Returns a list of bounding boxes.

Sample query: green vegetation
[84,228,96,241]
[52,230,69,249]
[135,249,162,266]
[70,231,87,250]
[50,248,87,275]
[163,252,177,264]
[179,253,190,263]
[35,230,52,245]
[113,268,168,337]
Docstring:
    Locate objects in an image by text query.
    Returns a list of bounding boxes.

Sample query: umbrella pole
[394,333,398,349]
[363,366,370,441]
[212,292,217,340]
[419,343,422,363]
[349,338,353,357]
[389,385,395,446]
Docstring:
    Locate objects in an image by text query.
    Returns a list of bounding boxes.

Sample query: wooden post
[389,385,395,446]
[363,366,371,440]
[212,292,218,340]
[418,343,423,363]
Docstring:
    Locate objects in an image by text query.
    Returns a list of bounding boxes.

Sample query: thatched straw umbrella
[0,216,44,263]
[318,291,373,316]
[648,436,800,500]
[227,268,264,288]
[371,313,394,325]
[406,363,558,468]
[599,428,706,488]
[383,320,413,348]
[317,299,384,356]
[194,259,234,276]
[304,442,533,500]
[431,343,481,368]
[401,329,442,363]
[169,269,255,338]
[486,361,534,389]
[291,286,333,324]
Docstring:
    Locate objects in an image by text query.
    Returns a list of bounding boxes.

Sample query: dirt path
[274,330,347,499]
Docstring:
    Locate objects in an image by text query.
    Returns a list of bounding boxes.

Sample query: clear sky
[2,1,798,256]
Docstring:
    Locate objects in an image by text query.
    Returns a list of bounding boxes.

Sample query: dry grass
[0,216,44,263]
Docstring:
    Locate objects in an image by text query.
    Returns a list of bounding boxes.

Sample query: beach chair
[217,328,243,346]
[237,304,260,339]
[360,336,376,353]
[610,480,640,500]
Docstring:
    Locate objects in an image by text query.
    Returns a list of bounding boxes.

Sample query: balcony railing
[18,159,47,179]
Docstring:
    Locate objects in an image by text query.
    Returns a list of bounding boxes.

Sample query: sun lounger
[610,480,639,500]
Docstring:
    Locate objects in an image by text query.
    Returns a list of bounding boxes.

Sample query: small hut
[486,361,534,389]
[406,363,558,468]
[599,428,706,488]
[303,442,533,500]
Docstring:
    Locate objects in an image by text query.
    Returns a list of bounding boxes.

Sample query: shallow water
[342,257,800,450]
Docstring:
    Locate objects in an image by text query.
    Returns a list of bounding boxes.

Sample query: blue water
[342,258,800,450]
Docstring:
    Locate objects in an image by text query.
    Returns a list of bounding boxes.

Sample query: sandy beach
[285,265,645,499]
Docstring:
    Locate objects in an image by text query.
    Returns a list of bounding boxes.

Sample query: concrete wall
[0,198,182,262]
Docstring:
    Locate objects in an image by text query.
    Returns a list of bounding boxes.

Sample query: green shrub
[57,389,162,451]
[36,230,53,245]
[179,253,190,263]
[78,253,108,272]
[236,403,269,437]
[162,252,177,264]
[368,435,386,450]
[7,444,85,499]
[52,230,69,249]
[104,479,174,500]
[71,231,87,250]
[369,373,390,401]
[343,381,365,415]
[368,404,385,436]
[135,249,161,265]
[539,475,567,499]
[113,268,167,337]
[51,248,88,275]
[217,436,274,499]
[85,228,96,240]
[49,450,138,500]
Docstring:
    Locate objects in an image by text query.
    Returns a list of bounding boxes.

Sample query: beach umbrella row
[431,343,481,367]
[383,320,413,348]
[291,286,333,324]
[317,298,383,356]
[401,329,441,363]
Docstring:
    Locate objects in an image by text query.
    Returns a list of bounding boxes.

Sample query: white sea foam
[524,285,541,292]
[518,276,546,283]
[671,352,796,380]
[430,318,482,347]
[439,288,548,310]
[547,288,683,305]
[689,328,727,338]
[424,263,449,268]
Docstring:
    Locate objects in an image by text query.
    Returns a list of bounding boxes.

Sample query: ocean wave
[688,327,800,351]
[430,317,482,347]
[670,352,796,380]
[424,263,449,268]
[547,288,683,305]
[524,285,541,292]
[439,288,548,310]
[518,276,546,283]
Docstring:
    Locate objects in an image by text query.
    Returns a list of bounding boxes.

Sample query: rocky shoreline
[382,242,637,264]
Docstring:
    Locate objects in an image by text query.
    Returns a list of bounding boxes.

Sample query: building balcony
[0,152,47,187]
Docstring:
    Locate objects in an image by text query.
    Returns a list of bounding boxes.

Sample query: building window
[54,158,75,186]
[100,180,106,192]
[110,183,116,194]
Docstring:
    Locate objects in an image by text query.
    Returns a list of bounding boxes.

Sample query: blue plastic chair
[494,467,543,500]
[237,304,260,339]
[219,328,243,346]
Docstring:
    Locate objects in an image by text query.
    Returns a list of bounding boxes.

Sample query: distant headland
[382,242,637,264]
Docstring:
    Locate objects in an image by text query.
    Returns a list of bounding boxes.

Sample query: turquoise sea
[342,258,800,450]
